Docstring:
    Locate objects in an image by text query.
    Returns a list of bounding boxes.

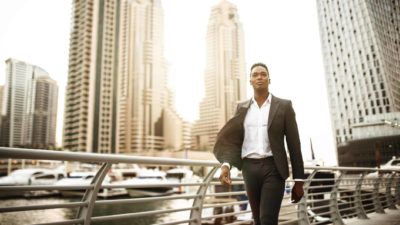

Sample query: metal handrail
[0,147,399,225]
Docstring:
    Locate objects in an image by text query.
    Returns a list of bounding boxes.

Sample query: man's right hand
[219,165,232,185]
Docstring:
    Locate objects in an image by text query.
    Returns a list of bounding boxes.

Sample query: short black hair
[250,62,269,76]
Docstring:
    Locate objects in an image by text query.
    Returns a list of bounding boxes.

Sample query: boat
[108,164,142,181]
[55,171,127,198]
[0,168,65,197]
[124,169,174,197]
[380,156,400,170]
[0,168,65,186]
[165,167,202,193]
[366,156,400,178]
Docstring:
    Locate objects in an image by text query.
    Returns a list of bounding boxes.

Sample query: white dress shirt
[222,94,272,169]
[242,94,273,159]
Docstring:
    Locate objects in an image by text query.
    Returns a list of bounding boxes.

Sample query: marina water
[0,196,192,225]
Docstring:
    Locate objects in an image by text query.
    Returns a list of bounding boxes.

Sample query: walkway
[344,208,400,225]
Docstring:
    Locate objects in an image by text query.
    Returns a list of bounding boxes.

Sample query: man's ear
[269,78,271,84]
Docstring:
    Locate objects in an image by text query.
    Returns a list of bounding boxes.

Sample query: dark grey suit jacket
[213,95,305,180]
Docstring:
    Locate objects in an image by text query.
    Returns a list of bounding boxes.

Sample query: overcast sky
[0,0,338,165]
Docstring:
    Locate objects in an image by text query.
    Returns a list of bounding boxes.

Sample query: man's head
[249,62,270,92]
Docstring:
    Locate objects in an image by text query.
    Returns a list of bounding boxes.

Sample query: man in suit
[213,62,305,225]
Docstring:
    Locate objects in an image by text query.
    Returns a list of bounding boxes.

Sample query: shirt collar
[251,93,271,107]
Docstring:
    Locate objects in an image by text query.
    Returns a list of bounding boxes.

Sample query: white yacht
[0,168,65,186]
[366,156,400,178]
[55,171,127,198]
[165,167,202,193]
[0,168,65,197]
[381,156,400,170]
[124,169,174,197]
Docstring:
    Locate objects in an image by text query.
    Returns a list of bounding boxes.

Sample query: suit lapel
[268,95,280,128]
[235,99,251,117]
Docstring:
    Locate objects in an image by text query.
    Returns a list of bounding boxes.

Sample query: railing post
[297,170,316,225]
[76,162,112,225]
[354,173,368,219]
[386,172,397,210]
[372,171,385,213]
[189,166,218,225]
[329,170,345,225]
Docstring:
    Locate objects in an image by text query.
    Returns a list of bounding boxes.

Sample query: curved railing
[0,147,399,225]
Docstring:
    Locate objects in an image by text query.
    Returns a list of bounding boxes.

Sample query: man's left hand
[291,181,304,203]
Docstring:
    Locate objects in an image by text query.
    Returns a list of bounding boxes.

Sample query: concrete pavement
[343,208,400,225]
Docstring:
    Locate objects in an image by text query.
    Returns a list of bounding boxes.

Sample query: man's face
[250,66,270,91]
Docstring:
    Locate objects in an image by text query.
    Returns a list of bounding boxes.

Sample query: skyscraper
[317,0,400,166]
[64,0,185,154]
[31,76,58,149]
[63,0,120,153]
[117,0,166,153]
[192,0,246,151]
[0,58,58,149]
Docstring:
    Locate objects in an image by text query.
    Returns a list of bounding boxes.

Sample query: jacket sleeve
[213,104,243,169]
[284,101,305,179]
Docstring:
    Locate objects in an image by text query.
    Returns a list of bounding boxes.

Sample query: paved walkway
[343,208,400,225]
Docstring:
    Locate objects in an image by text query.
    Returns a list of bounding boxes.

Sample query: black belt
[243,156,274,162]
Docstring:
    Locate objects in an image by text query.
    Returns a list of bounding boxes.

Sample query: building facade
[317,0,400,166]
[192,0,246,151]
[63,0,120,153]
[31,76,58,149]
[64,0,185,154]
[0,58,58,149]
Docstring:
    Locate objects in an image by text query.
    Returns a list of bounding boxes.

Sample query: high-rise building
[31,76,58,149]
[63,0,120,153]
[192,0,246,151]
[317,0,400,166]
[0,58,58,149]
[64,0,185,154]
[118,0,167,153]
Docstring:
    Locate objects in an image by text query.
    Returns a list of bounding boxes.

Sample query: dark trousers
[242,157,285,225]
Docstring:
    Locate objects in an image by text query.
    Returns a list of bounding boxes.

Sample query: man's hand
[219,165,232,185]
[291,181,304,203]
